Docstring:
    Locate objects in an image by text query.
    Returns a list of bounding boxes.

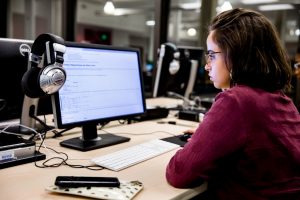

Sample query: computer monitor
[0,38,31,121]
[0,38,52,132]
[51,42,146,151]
[152,43,204,99]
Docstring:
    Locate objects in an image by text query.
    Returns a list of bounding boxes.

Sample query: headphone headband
[31,33,64,56]
[30,33,65,66]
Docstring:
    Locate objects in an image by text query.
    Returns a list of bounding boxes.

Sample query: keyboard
[91,139,180,171]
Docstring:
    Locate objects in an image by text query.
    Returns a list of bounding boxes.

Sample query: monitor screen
[152,43,204,99]
[0,38,52,123]
[52,42,146,151]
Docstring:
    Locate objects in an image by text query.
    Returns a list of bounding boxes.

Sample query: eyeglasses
[294,62,300,69]
[205,50,221,64]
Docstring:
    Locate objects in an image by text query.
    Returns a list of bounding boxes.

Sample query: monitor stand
[60,124,130,152]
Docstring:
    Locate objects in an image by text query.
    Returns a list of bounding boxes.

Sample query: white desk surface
[0,119,207,200]
[146,97,183,109]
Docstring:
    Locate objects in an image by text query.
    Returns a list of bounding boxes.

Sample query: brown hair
[209,8,291,92]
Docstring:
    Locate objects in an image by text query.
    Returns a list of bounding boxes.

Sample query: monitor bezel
[0,38,33,121]
[51,41,147,129]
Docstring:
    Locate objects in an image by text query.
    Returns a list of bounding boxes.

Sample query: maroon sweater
[166,85,300,200]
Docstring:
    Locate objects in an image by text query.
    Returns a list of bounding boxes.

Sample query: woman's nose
[204,63,211,71]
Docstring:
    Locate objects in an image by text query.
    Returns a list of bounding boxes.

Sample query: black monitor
[152,43,204,99]
[0,38,31,121]
[51,42,146,151]
[0,38,52,132]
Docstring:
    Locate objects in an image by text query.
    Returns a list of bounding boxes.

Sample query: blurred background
[0,0,299,100]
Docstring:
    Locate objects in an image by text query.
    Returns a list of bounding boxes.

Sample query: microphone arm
[167,91,207,112]
[167,91,194,110]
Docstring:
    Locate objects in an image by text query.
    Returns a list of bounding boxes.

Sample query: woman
[166,8,300,200]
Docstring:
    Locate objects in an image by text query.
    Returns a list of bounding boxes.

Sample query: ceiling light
[241,0,278,5]
[187,28,197,37]
[258,4,294,11]
[180,2,201,10]
[104,1,115,15]
[146,20,155,26]
[220,1,233,12]
[113,9,139,16]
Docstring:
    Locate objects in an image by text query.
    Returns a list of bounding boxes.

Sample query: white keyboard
[91,139,180,171]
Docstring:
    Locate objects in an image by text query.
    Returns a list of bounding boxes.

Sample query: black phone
[55,176,120,188]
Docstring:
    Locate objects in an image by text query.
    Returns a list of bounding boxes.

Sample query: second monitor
[52,42,146,151]
[152,43,204,99]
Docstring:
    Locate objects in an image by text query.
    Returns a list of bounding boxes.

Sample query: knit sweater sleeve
[166,90,249,188]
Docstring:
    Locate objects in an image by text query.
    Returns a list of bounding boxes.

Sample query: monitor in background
[152,43,204,99]
[52,42,146,151]
[0,38,31,121]
[0,38,52,131]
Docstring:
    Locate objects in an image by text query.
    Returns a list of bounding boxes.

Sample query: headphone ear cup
[39,64,66,95]
[169,60,180,75]
[21,67,45,98]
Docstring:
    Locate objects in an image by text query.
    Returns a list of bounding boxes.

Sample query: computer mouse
[179,133,192,142]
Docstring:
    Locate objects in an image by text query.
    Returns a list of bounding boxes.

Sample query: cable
[0,121,100,170]
[167,91,194,109]
[0,123,39,140]
[0,121,50,159]
[34,146,104,170]
[100,129,177,136]
[167,91,206,112]
[117,119,127,124]
[51,127,74,138]
[30,114,76,138]
[29,114,53,132]
[98,121,110,130]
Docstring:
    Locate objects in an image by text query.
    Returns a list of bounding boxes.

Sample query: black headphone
[21,33,66,98]
[159,43,180,75]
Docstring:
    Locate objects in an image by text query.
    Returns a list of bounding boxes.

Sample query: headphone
[21,33,66,98]
[159,43,180,75]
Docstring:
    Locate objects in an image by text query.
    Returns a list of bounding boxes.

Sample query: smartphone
[55,176,120,188]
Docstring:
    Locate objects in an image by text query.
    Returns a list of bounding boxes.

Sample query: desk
[145,97,183,109]
[0,119,207,200]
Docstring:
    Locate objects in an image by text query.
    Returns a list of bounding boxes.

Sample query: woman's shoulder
[221,85,268,95]
[215,85,269,104]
